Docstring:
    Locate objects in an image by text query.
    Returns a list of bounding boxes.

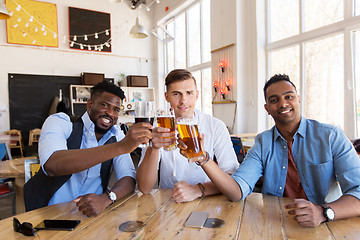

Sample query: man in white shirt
[137,69,239,202]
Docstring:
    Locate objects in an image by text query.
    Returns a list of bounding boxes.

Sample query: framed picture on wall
[69,7,111,52]
[6,0,58,47]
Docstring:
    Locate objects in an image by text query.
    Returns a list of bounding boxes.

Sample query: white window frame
[162,0,211,114]
[265,0,360,138]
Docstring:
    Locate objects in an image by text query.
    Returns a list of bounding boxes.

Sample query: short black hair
[263,74,297,100]
[91,80,125,100]
[165,69,197,91]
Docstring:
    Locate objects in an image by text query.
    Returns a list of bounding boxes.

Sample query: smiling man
[136,69,239,203]
[197,74,360,227]
[24,81,152,216]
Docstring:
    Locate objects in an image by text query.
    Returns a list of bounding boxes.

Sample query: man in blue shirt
[25,81,152,217]
[182,74,360,227]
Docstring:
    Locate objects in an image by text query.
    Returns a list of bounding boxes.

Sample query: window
[267,0,359,136]
[163,0,211,115]
[355,30,360,136]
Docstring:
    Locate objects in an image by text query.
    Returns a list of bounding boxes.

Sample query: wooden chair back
[4,129,24,157]
[28,128,41,146]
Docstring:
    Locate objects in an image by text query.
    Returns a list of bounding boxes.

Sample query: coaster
[204,218,225,228]
[119,221,144,232]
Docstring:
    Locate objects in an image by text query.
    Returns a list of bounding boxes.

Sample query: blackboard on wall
[8,73,114,147]
[8,73,82,145]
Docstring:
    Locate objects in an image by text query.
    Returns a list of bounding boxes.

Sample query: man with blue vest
[24,81,152,216]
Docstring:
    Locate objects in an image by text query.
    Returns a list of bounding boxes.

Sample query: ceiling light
[130,16,148,39]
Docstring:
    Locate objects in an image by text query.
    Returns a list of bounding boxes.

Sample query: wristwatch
[106,189,117,203]
[321,204,335,222]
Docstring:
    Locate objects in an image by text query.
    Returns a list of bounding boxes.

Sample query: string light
[6,0,112,51]
[144,0,160,12]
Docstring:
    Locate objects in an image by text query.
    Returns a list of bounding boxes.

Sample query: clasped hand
[73,193,111,217]
[285,198,326,227]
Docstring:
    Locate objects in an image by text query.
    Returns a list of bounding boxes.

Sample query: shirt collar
[273,116,306,141]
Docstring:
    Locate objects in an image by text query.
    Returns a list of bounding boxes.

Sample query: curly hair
[91,80,125,100]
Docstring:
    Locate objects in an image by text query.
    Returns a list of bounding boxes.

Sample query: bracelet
[195,152,210,166]
[197,183,205,198]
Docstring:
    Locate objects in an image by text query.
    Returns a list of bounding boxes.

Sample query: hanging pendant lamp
[130,17,148,39]
[0,3,10,19]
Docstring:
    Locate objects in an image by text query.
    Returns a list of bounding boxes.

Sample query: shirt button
[284,145,286,149]
[282,166,285,169]
[279,186,282,190]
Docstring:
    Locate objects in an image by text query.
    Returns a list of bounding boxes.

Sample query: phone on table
[34,219,81,231]
[184,211,208,229]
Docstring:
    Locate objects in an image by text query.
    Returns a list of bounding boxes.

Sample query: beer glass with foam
[177,114,205,161]
[134,101,155,148]
[156,106,176,151]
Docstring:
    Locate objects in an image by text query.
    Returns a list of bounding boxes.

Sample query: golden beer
[157,116,176,151]
[177,122,204,158]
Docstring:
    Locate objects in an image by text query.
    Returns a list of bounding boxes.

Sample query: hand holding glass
[134,101,155,148]
[156,107,176,151]
[177,115,205,161]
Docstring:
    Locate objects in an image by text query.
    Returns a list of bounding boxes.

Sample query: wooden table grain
[1,189,359,239]
[0,157,37,214]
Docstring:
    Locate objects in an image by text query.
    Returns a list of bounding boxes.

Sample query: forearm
[111,176,136,200]
[201,160,242,201]
[45,141,131,176]
[137,147,160,194]
[328,195,360,220]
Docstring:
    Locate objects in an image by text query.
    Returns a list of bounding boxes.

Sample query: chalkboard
[8,73,82,145]
[8,74,114,148]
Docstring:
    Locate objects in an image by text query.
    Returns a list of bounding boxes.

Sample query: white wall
[0,0,155,131]
[212,0,265,134]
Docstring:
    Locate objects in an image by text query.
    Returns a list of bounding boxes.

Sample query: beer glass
[134,101,155,148]
[177,115,205,161]
[156,106,176,151]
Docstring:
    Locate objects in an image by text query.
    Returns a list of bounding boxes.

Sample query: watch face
[326,208,335,220]
[109,191,117,201]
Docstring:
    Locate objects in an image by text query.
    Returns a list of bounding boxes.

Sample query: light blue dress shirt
[39,112,136,206]
[232,117,360,204]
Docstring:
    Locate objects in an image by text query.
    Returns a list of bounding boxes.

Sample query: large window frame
[162,0,212,115]
[266,0,360,138]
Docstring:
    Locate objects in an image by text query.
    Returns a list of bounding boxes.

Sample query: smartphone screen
[34,220,81,231]
[184,211,208,228]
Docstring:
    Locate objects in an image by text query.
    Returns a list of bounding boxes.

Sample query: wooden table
[1,190,359,239]
[0,157,36,214]
[0,135,19,143]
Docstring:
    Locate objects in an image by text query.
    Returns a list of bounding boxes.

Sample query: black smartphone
[34,220,81,231]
